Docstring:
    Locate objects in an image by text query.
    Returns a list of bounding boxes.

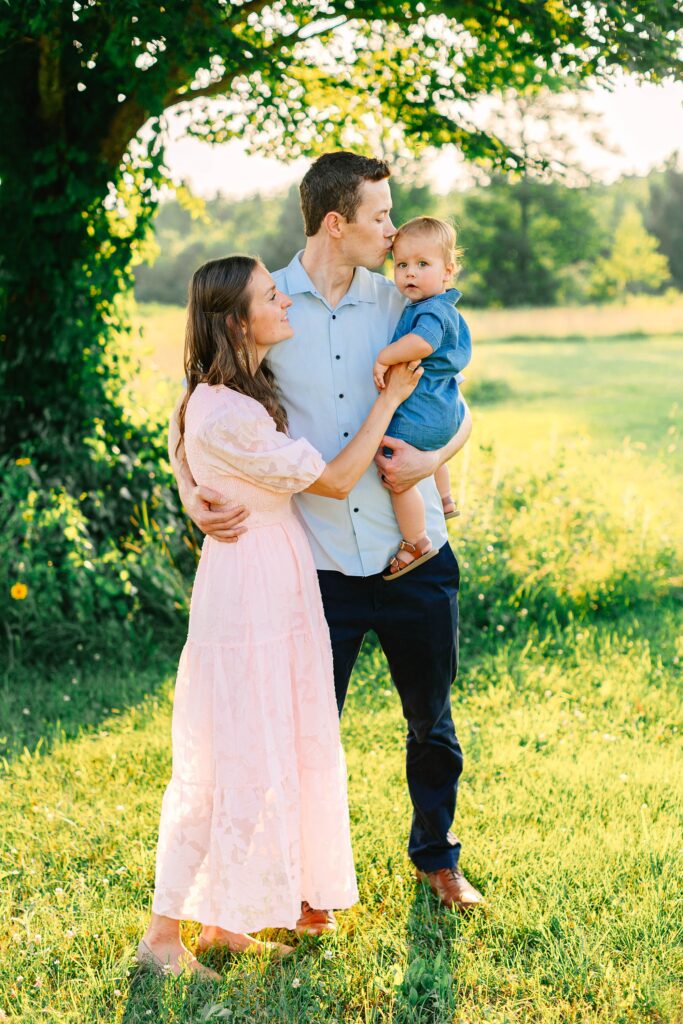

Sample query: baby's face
[393,235,453,302]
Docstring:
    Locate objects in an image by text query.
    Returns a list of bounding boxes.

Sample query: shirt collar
[283,251,378,305]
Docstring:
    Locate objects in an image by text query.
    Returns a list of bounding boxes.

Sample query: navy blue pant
[317,542,463,872]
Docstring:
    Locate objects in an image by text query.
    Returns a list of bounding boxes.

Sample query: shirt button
[353,507,359,513]
[339,393,344,398]
[343,432,349,437]
[332,314,337,320]
[335,355,341,360]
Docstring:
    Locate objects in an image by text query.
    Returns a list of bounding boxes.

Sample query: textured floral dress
[151,383,358,932]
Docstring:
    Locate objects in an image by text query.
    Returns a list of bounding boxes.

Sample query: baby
[373,216,471,580]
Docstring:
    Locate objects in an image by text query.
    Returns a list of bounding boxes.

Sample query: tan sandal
[382,537,438,581]
[442,497,461,520]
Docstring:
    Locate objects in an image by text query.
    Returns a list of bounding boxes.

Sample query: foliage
[590,204,671,301]
[1,0,681,470]
[458,176,602,307]
[0,453,191,666]
[645,154,683,290]
[133,165,681,310]
[134,186,307,304]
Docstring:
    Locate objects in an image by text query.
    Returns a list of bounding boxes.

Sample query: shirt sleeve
[409,309,447,352]
[199,398,326,494]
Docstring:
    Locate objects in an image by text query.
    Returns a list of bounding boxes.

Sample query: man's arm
[374,402,472,494]
[169,400,250,543]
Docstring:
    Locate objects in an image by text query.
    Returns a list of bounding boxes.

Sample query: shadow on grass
[0,627,182,767]
[115,964,221,1024]
[391,882,470,1024]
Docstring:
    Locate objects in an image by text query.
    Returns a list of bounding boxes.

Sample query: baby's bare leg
[434,463,452,502]
[391,485,429,549]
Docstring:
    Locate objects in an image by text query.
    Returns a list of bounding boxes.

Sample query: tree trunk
[0,36,147,481]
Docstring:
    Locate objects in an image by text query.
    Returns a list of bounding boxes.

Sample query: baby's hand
[373,360,389,391]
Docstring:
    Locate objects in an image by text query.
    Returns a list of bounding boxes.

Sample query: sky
[163,79,683,199]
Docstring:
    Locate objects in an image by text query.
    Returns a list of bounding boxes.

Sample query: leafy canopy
[0,0,680,467]
[4,1,682,177]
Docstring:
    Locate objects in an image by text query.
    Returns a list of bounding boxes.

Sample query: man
[172,152,484,928]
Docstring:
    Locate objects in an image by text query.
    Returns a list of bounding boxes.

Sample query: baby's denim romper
[386,287,471,451]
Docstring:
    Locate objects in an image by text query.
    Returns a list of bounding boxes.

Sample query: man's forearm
[434,403,472,470]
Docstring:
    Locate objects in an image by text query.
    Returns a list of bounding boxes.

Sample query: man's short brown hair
[299,151,391,236]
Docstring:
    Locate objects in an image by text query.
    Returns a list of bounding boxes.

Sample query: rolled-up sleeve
[410,310,448,352]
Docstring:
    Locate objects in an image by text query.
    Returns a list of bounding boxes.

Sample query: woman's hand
[382,360,423,406]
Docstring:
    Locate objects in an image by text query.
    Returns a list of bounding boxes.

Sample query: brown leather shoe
[415,866,485,912]
[295,901,337,936]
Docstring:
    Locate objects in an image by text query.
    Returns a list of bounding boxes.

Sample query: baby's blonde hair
[393,216,462,274]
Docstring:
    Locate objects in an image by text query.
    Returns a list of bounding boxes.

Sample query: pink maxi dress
[152,383,358,932]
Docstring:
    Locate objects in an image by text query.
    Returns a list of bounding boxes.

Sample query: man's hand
[182,484,249,543]
[374,436,439,494]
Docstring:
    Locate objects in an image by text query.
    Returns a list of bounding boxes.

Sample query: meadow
[1,301,681,1023]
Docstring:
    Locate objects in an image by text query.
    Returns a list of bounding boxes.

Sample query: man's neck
[300,239,356,309]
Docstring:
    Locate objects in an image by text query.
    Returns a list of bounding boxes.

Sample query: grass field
[1,302,681,1022]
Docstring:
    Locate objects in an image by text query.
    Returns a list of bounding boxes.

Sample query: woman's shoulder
[186,384,270,434]
[189,383,268,413]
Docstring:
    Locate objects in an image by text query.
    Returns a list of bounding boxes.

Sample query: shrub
[0,453,191,665]
[456,443,681,644]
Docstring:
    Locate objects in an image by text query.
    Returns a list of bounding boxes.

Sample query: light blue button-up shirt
[266,251,449,576]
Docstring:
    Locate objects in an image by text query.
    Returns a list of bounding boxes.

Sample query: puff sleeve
[198,393,326,494]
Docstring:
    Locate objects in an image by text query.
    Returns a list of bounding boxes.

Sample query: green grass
[468,335,683,473]
[2,310,682,1022]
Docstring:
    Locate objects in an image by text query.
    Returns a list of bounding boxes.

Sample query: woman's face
[246,263,294,353]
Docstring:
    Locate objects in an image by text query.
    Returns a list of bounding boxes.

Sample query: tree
[646,154,683,290]
[458,176,601,307]
[1,1,680,489]
[591,204,671,301]
[453,87,611,306]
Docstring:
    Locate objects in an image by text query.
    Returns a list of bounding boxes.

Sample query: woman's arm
[306,362,423,500]
[168,398,251,542]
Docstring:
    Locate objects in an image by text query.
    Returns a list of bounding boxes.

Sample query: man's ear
[322,210,345,239]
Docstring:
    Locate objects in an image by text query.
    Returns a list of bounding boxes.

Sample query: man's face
[341,178,396,269]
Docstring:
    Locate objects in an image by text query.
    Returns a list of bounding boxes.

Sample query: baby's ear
[444,262,455,280]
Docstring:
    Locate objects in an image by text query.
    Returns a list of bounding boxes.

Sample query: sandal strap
[398,539,418,555]
[388,537,427,574]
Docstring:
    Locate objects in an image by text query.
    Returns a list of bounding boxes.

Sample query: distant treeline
[135,158,682,309]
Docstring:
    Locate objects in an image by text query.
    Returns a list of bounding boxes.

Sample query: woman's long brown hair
[176,255,288,451]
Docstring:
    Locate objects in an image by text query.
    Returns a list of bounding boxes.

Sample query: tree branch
[226,0,276,21]
[164,13,348,109]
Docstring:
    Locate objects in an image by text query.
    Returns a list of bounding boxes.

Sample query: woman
[137,255,421,975]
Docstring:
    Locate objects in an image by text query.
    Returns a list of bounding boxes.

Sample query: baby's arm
[373,333,434,390]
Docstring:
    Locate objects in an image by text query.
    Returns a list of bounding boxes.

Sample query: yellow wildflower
[11,583,28,600]
[15,458,31,466]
